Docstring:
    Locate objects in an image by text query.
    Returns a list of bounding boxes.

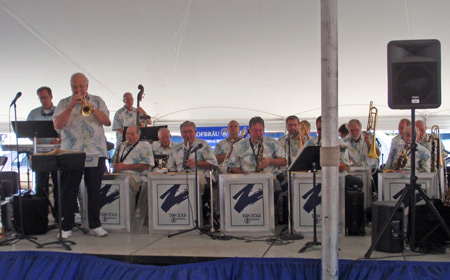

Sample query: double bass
[136,84,145,126]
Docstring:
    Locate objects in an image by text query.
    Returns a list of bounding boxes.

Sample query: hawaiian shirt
[227,136,285,175]
[53,94,109,157]
[114,140,154,185]
[112,106,138,145]
[344,135,378,169]
[385,134,404,169]
[167,138,218,177]
[387,142,431,173]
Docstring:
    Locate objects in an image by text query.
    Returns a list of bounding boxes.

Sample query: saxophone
[255,139,264,172]
[393,144,410,170]
[220,127,248,172]
[112,141,127,173]
[182,141,191,171]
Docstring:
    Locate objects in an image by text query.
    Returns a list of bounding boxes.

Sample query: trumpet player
[214,120,241,169]
[386,125,431,173]
[53,72,111,239]
[385,119,411,170]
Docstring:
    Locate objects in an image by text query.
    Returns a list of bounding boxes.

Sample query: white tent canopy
[1,0,449,134]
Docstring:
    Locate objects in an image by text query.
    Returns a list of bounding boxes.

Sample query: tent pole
[321,1,339,279]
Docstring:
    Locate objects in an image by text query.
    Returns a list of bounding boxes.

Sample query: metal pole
[321,1,339,279]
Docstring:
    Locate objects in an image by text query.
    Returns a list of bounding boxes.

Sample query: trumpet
[367,101,379,159]
[393,144,410,170]
[81,96,93,116]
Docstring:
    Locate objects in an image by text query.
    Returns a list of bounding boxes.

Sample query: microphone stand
[281,135,304,240]
[0,102,42,246]
[168,145,214,239]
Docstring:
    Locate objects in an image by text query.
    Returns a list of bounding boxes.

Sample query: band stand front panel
[292,172,345,234]
[81,174,132,232]
[148,173,202,234]
[378,172,437,203]
[219,174,274,235]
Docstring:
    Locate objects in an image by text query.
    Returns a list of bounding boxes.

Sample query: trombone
[366,101,379,159]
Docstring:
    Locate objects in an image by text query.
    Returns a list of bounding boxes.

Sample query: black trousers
[35,170,59,213]
[60,158,106,231]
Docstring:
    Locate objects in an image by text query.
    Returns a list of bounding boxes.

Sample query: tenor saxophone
[255,139,264,172]
[112,141,127,173]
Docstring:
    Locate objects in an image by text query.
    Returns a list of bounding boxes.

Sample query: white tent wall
[1,1,449,132]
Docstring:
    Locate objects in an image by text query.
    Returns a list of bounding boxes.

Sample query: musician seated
[415,120,448,160]
[385,125,431,173]
[152,127,173,170]
[166,121,218,225]
[344,119,380,169]
[112,125,154,197]
[228,117,286,175]
[214,120,242,173]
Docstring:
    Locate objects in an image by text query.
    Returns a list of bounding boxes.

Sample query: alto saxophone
[112,141,127,173]
[220,128,248,171]
[255,139,264,172]
[393,144,410,170]
[182,141,191,171]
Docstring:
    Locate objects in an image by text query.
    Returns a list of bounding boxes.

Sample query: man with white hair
[386,125,431,173]
[53,72,110,239]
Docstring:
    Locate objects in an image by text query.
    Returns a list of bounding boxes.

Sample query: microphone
[10,92,22,107]
[190,143,203,154]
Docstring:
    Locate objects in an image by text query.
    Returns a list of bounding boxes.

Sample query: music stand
[33,152,86,251]
[122,125,168,142]
[279,137,304,241]
[289,146,322,253]
[12,121,59,217]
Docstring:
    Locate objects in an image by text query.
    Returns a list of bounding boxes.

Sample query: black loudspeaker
[372,201,404,253]
[12,193,49,235]
[345,191,365,236]
[388,39,441,109]
[414,200,450,252]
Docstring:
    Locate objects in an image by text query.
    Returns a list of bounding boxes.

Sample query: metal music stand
[12,120,59,216]
[289,146,322,253]
[122,125,168,142]
[32,152,86,251]
[279,137,304,241]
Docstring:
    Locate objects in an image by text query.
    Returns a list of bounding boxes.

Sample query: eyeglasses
[38,96,50,100]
